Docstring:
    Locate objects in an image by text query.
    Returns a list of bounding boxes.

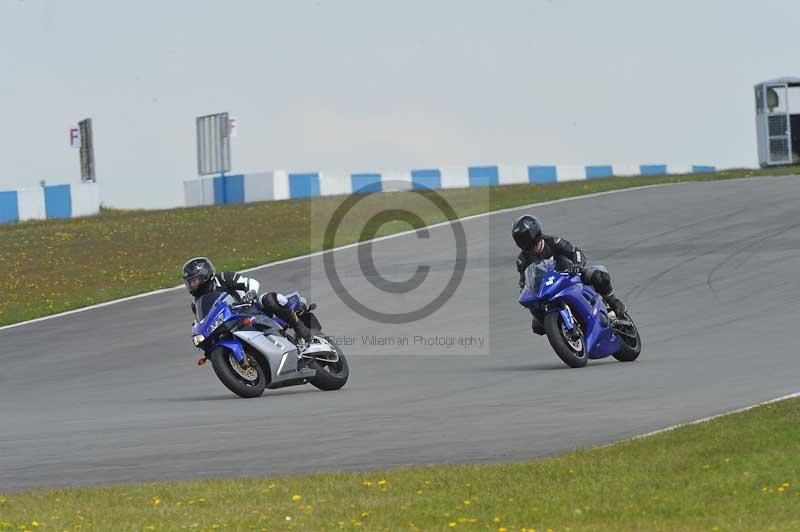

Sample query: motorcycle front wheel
[209,347,267,398]
[544,311,588,368]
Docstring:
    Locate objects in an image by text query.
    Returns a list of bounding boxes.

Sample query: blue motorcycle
[519,262,641,368]
[191,290,349,398]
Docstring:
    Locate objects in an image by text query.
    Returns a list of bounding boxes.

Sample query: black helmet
[511,215,543,249]
[182,257,216,297]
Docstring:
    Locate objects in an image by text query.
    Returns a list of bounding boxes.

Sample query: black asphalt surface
[2,175,799,490]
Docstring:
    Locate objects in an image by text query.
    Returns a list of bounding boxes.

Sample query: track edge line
[599,391,800,449]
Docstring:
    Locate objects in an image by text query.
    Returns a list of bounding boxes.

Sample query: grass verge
[2,166,799,326]
[1,396,799,530]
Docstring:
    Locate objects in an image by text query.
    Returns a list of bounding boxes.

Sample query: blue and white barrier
[0,182,100,224]
[184,163,717,207]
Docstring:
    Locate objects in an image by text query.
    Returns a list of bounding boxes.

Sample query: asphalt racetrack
[2,175,800,490]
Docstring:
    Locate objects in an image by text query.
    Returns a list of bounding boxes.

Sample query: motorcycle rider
[181,257,316,342]
[512,215,627,334]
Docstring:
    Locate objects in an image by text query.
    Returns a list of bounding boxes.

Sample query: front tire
[612,312,642,362]
[544,311,588,368]
[308,337,349,391]
[209,347,267,398]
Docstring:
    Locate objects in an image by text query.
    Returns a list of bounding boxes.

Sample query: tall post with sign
[196,112,231,176]
[69,118,96,182]
[79,119,96,182]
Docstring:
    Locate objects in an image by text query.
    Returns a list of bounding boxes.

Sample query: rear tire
[544,311,588,368]
[612,312,642,362]
[209,347,267,398]
[308,337,349,391]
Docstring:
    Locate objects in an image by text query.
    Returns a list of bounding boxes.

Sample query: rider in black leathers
[181,257,316,342]
[512,215,626,335]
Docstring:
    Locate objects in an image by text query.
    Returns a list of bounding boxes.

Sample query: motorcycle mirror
[307,303,317,311]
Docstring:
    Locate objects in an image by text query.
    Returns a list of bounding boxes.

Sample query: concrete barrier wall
[183,163,717,207]
[0,182,100,224]
[17,187,46,221]
[71,182,101,217]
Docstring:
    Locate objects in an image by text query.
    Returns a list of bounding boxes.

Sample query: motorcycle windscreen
[195,290,229,321]
[524,263,549,293]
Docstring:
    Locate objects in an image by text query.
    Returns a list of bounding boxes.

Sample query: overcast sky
[1,0,798,208]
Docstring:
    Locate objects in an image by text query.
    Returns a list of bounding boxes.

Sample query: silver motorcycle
[191,290,349,398]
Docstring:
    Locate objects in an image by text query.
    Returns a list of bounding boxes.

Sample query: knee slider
[260,292,279,311]
[591,270,612,295]
[263,292,294,321]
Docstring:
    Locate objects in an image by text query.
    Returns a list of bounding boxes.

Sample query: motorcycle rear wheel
[308,337,349,391]
[544,311,588,368]
[612,312,642,362]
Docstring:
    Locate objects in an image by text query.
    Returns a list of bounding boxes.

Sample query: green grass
[2,396,798,531]
[1,166,798,327]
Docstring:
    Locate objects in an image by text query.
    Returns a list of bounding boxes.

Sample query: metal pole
[218,115,225,204]
[786,82,794,164]
[196,116,202,177]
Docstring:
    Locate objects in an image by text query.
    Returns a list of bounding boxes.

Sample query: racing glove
[219,271,250,293]
[242,290,258,304]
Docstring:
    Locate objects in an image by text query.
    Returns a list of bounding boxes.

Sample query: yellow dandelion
[782,482,790,488]
[493,517,502,523]
[499,528,508,532]
[702,464,710,470]
[448,523,457,528]
[778,487,785,493]
[152,497,161,506]
[362,480,372,487]
[416,490,423,495]
[378,479,387,486]
[291,495,302,502]
[463,500,471,505]
[30,523,40,528]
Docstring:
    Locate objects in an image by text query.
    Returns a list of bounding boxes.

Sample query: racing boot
[290,315,318,344]
[604,293,626,319]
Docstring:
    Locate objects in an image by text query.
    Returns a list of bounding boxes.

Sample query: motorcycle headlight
[209,312,226,333]
[192,334,205,346]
